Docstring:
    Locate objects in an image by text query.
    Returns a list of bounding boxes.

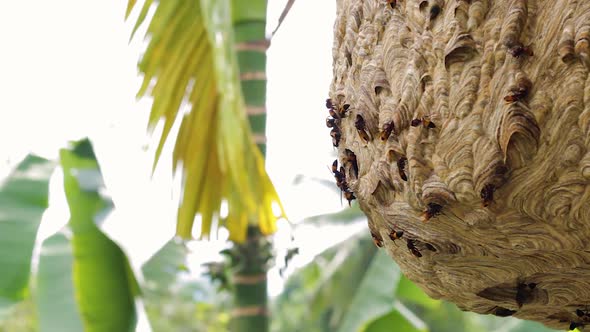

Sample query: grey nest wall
[327,0,590,329]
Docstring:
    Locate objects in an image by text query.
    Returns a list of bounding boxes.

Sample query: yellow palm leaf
[127,0,285,243]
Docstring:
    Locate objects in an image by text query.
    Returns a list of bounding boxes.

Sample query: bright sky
[0,0,364,307]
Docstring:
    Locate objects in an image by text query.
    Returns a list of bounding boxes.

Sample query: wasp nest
[327,0,590,329]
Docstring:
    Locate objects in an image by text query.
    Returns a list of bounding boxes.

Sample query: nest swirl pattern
[328,0,590,329]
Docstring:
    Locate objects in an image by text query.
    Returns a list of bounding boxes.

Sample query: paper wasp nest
[327,0,590,329]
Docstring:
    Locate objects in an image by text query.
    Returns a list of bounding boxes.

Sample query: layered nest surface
[328,0,590,329]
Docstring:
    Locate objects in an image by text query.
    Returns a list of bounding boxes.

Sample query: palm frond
[127,0,285,243]
[271,0,296,36]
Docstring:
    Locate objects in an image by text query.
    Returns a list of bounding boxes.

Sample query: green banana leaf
[58,138,139,332]
[0,155,55,310]
[127,0,284,243]
[415,293,561,332]
[272,231,428,332]
[301,205,364,226]
[36,232,84,332]
[396,276,440,310]
[142,238,189,293]
[497,320,560,332]
[364,305,427,332]
[294,203,559,332]
[462,309,561,332]
[336,251,403,332]
[141,238,232,332]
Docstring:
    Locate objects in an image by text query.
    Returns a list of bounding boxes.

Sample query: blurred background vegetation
[0,0,570,331]
[0,148,563,332]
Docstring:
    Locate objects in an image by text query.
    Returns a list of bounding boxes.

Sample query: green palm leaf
[127,0,285,243]
[0,155,55,309]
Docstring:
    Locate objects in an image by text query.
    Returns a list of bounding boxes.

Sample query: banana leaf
[0,155,55,312]
[54,138,139,332]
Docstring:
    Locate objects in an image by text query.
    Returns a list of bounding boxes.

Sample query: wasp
[326,117,337,128]
[344,190,356,206]
[340,104,351,117]
[330,129,341,147]
[508,43,533,58]
[574,307,590,326]
[494,307,516,317]
[397,157,408,181]
[337,167,348,191]
[429,4,441,20]
[331,160,343,182]
[331,160,355,206]
[355,114,371,142]
[504,91,526,103]
[326,100,342,146]
[331,160,347,192]
[424,243,437,252]
[326,99,350,119]
[329,108,340,119]
[570,322,584,331]
[423,202,443,221]
[516,282,536,307]
[410,117,436,129]
[326,98,333,109]
[331,160,343,179]
[331,160,355,207]
[407,239,422,257]
[379,121,395,141]
[388,229,404,241]
[504,77,532,103]
[481,184,495,207]
[344,149,359,178]
[576,309,589,318]
[330,103,350,119]
[371,232,384,248]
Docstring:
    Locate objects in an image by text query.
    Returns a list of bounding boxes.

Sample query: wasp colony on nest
[325,0,590,330]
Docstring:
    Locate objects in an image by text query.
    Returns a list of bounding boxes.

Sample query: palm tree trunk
[230,227,270,332]
[230,1,271,331]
